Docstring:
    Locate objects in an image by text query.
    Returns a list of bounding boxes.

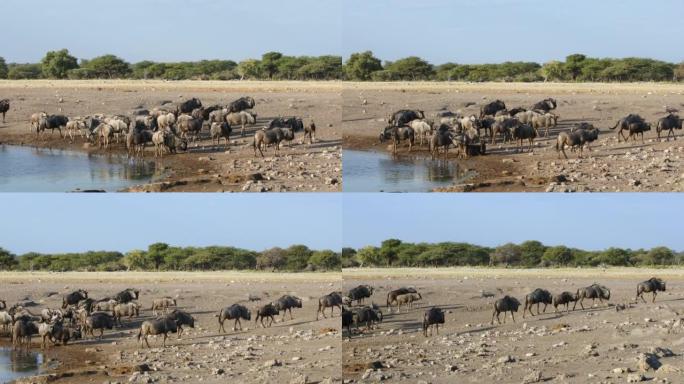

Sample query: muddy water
[343,149,474,192]
[0,347,44,383]
[0,145,161,192]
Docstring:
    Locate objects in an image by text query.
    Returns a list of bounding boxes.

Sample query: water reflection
[0,347,43,382]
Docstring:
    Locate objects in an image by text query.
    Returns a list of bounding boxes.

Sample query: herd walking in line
[379,97,682,160]
[10,95,317,158]
[341,277,667,339]
[0,287,339,351]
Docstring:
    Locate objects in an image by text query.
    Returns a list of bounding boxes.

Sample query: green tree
[0,248,17,270]
[8,63,42,79]
[237,59,261,80]
[0,57,8,79]
[308,250,341,270]
[385,56,434,80]
[285,244,313,271]
[344,51,383,81]
[341,247,358,268]
[379,239,402,266]
[542,246,573,266]
[356,246,382,267]
[41,49,79,79]
[490,243,522,265]
[564,54,586,81]
[598,247,632,266]
[260,52,283,79]
[256,247,287,270]
[519,241,547,267]
[81,54,131,78]
[123,250,148,270]
[640,247,675,265]
[675,62,684,81]
[540,60,565,81]
[146,243,169,270]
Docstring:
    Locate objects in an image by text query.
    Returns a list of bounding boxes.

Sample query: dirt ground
[343,82,684,192]
[343,268,684,383]
[0,272,341,384]
[0,80,342,192]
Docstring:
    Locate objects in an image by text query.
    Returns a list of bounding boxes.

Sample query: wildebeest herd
[342,277,667,339]
[21,96,316,158]
[380,98,682,160]
[1,287,344,351]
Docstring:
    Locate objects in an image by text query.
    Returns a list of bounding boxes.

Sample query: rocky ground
[0,80,342,192]
[343,268,684,383]
[343,82,684,192]
[0,272,341,383]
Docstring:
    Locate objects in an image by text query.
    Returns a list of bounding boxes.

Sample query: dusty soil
[0,80,342,192]
[0,272,341,383]
[343,82,684,192]
[343,268,684,383]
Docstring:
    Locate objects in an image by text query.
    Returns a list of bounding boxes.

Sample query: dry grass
[0,271,341,283]
[345,81,684,94]
[0,79,342,92]
[343,267,684,280]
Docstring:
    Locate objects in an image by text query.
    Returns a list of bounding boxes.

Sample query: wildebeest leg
[637,290,646,304]
[652,291,657,303]
[510,311,516,323]
[99,328,103,339]
[542,303,547,313]
[268,315,274,327]
[162,333,167,347]
[289,308,294,321]
[503,311,507,324]
[491,309,497,325]
[177,326,183,339]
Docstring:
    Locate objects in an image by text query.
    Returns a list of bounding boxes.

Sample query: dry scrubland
[0,80,342,192]
[0,271,341,383]
[343,268,684,383]
[343,81,684,191]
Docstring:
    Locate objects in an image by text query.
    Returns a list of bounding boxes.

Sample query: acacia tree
[344,51,383,80]
[41,49,78,78]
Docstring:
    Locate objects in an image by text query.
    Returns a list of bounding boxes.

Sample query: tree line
[343,52,684,82]
[0,50,341,81]
[2,50,683,82]
[0,244,340,272]
[342,239,682,268]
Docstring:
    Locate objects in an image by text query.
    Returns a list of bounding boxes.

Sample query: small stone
[627,373,645,383]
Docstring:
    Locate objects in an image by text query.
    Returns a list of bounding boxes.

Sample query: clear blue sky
[0,194,341,254]
[343,0,684,64]
[343,194,682,251]
[0,0,341,63]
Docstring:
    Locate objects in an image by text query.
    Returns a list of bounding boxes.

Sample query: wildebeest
[177,98,202,115]
[556,126,600,159]
[552,291,578,313]
[304,120,316,144]
[253,127,293,157]
[611,114,646,142]
[395,293,422,312]
[38,115,69,137]
[388,110,425,127]
[217,304,251,333]
[430,127,456,159]
[656,114,682,141]
[254,303,279,327]
[573,284,611,310]
[12,318,38,350]
[227,96,256,113]
[84,312,114,339]
[510,123,536,152]
[210,122,232,148]
[387,287,419,313]
[115,288,140,304]
[354,305,383,331]
[93,299,119,313]
[177,114,204,142]
[317,292,343,319]
[406,119,433,146]
[62,290,88,309]
[636,277,666,303]
[274,295,303,321]
[348,285,374,305]
[137,317,178,348]
[227,111,258,137]
[490,117,519,144]
[423,307,445,337]
[531,112,559,137]
[480,99,507,118]
[531,98,557,112]
[166,309,194,338]
[491,295,521,324]
[342,307,353,338]
[113,302,140,326]
[523,288,552,317]
[0,99,9,123]
[151,297,177,315]
[379,125,414,153]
